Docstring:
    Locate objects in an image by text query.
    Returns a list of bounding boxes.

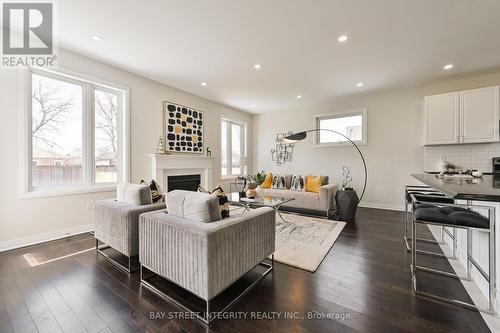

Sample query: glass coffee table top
[228,192,294,208]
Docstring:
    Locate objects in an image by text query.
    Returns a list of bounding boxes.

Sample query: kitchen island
[412,173,500,313]
[412,173,500,202]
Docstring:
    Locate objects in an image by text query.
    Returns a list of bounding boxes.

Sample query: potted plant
[246,170,266,198]
[252,170,266,187]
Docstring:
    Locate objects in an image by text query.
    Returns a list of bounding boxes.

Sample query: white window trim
[313,108,368,147]
[220,117,247,178]
[19,67,130,199]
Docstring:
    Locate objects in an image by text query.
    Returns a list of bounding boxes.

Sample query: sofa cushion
[117,183,152,205]
[272,174,286,189]
[290,175,306,191]
[261,172,272,188]
[166,190,222,223]
[305,175,321,193]
[283,174,292,189]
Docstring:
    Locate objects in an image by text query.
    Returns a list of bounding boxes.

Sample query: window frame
[20,67,130,199]
[220,117,247,179]
[313,108,368,147]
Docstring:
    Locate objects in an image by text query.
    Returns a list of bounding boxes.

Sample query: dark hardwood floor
[0,207,491,333]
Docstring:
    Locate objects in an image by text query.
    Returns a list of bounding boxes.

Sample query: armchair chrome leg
[141,257,274,325]
[96,238,139,273]
[206,300,210,324]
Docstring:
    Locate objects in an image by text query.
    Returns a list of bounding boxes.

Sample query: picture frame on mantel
[163,101,204,154]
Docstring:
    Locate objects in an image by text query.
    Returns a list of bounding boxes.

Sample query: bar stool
[409,194,496,313]
[404,186,455,255]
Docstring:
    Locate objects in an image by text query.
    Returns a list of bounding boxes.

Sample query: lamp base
[335,190,359,221]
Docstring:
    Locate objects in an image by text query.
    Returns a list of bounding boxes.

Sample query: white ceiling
[57,0,500,113]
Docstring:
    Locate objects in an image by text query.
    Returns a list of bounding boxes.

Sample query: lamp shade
[283,131,307,143]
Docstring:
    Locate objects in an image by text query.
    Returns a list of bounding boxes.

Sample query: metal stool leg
[488,211,496,312]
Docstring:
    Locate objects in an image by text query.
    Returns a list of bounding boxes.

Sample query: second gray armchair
[94,183,166,272]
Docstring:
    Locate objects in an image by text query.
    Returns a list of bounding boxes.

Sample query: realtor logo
[1,1,56,67]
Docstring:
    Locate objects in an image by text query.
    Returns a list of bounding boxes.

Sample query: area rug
[230,206,346,272]
[273,212,346,272]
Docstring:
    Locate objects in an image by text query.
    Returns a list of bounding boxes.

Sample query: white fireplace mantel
[149,154,216,192]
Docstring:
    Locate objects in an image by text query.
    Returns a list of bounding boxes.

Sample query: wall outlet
[87,200,95,210]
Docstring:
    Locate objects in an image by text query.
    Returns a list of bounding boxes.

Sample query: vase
[246,188,257,199]
[335,190,359,221]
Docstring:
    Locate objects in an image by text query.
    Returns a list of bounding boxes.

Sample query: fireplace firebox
[167,174,201,192]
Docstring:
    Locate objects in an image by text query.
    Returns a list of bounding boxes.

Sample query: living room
[1,1,500,332]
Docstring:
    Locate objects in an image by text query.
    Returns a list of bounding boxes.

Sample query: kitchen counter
[412,173,500,202]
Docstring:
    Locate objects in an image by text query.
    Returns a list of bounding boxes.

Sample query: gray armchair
[94,183,166,272]
[139,190,276,324]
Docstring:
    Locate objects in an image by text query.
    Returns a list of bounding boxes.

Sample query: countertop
[412,173,500,202]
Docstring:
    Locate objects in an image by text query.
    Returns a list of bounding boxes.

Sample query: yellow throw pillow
[305,175,321,193]
[261,172,273,188]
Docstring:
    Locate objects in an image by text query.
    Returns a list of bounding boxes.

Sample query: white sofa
[257,175,338,216]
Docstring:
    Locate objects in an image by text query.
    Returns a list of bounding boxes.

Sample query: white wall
[0,49,252,250]
[253,71,500,211]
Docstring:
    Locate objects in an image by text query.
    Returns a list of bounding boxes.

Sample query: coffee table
[228,192,295,221]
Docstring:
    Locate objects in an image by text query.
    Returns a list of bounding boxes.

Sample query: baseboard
[0,224,94,252]
[358,201,404,212]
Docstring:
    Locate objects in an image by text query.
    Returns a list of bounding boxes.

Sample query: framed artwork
[163,101,204,153]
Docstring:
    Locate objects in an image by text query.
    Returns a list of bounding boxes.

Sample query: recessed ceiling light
[251,104,256,107]
[356,82,364,87]
[296,95,302,99]
[443,64,454,70]
[254,64,261,69]
[337,35,348,42]
[201,82,207,86]
[92,35,103,42]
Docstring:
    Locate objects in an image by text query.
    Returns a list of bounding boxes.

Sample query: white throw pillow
[272,175,285,189]
[116,183,152,205]
[166,190,222,223]
[290,175,306,191]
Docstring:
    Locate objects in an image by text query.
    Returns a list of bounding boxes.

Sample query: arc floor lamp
[283,129,367,203]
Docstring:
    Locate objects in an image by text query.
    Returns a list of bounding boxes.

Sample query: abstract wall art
[163,101,204,153]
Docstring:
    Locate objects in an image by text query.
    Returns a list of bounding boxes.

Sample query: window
[26,68,128,196]
[315,108,367,146]
[221,118,246,177]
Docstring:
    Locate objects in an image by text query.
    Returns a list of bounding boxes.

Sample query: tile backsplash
[424,142,500,172]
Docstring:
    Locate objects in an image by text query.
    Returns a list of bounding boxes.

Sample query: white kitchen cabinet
[424,92,460,145]
[460,86,499,143]
[424,86,499,145]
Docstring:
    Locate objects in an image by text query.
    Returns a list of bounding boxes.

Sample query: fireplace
[167,174,201,192]
[150,154,215,193]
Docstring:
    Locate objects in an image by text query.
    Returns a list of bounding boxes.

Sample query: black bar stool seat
[406,191,447,203]
[414,203,489,229]
[403,189,455,254]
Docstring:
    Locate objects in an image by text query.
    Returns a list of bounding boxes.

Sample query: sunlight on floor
[22,247,95,267]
